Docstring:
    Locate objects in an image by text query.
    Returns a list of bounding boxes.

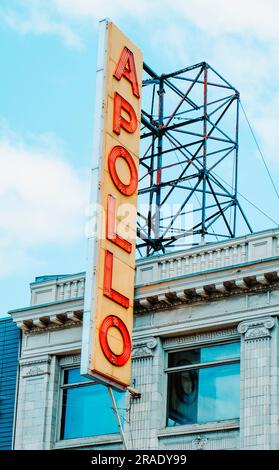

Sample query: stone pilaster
[238,316,275,449]
[125,338,163,449]
[14,355,58,450]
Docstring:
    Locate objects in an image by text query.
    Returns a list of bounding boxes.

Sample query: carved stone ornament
[192,436,208,450]
[237,316,275,341]
[132,338,158,359]
[59,355,81,367]
[21,356,51,378]
[164,328,238,350]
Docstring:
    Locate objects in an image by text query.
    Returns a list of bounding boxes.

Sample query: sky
[0,0,279,316]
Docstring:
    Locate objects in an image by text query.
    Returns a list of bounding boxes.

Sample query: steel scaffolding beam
[137,61,252,256]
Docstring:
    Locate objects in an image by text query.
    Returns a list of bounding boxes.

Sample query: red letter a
[114,46,140,98]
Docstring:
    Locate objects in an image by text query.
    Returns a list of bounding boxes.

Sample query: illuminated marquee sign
[81,20,142,389]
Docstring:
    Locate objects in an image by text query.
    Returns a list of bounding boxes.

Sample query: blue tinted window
[200,342,240,363]
[168,342,240,367]
[168,363,240,426]
[167,342,240,427]
[63,368,92,385]
[61,368,125,440]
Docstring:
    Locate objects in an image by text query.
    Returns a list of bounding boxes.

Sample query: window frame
[57,365,77,442]
[164,339,241,429]
[56,363,125,444]
[59,366,98,441]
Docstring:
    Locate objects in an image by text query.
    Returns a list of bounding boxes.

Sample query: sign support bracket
[108,386,128,450]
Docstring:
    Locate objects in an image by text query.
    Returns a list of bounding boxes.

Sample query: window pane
[61,383,125,439]
[198,363,240,422]
[200,342,240,363]
[168,342,240,368]
[168,348,200,368]
[167,362,240,426]
[64,368,92,385]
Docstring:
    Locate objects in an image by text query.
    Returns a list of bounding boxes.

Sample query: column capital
[132,338,158,359]
[237,316,275,341]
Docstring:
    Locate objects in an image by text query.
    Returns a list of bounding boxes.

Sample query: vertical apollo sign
[81,20,142,389]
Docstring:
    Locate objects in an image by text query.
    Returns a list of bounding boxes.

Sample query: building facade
[9,229,279,450]
[0,316,19,450]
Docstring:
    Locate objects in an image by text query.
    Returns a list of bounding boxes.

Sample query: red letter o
[108,145,138,196]
[99,315,132,366]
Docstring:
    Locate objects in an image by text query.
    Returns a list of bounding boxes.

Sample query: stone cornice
[14,307,83,335]
[135,262,279,313]
[10,297,83,317]
[9,252,279,333]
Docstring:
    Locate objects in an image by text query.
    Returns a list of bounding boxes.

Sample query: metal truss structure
[137,61,252,257]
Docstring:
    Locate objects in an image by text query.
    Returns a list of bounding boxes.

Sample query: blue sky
[1,0,279,315]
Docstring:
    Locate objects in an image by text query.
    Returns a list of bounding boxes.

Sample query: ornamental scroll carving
[132,338,158,359]
[237,316,275,341]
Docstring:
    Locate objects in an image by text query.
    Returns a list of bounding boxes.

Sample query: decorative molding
[20,356,51,377]
[136,230,279,287]
[20,356,51,366]
[21,311,83,335]
[26,322,79,335]
[135,269,279,313]
[132,338,158,359]
[159,430,239,450]
[192,436,208,450]
[59,355,81,367]
[237,316,275,341]
[163,328,239,350]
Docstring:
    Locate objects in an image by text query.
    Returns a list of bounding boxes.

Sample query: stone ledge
[53,434,123,449]
[158,419,240,438]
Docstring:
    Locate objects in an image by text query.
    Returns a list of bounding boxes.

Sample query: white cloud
[3,1,279,53]
[0,0,154,49]
[171,0,279,40]
[50,0,279,44]
[0,129,88,276]
[1,1,278,201]
[2,0,83,49]
[52,0,152,20]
